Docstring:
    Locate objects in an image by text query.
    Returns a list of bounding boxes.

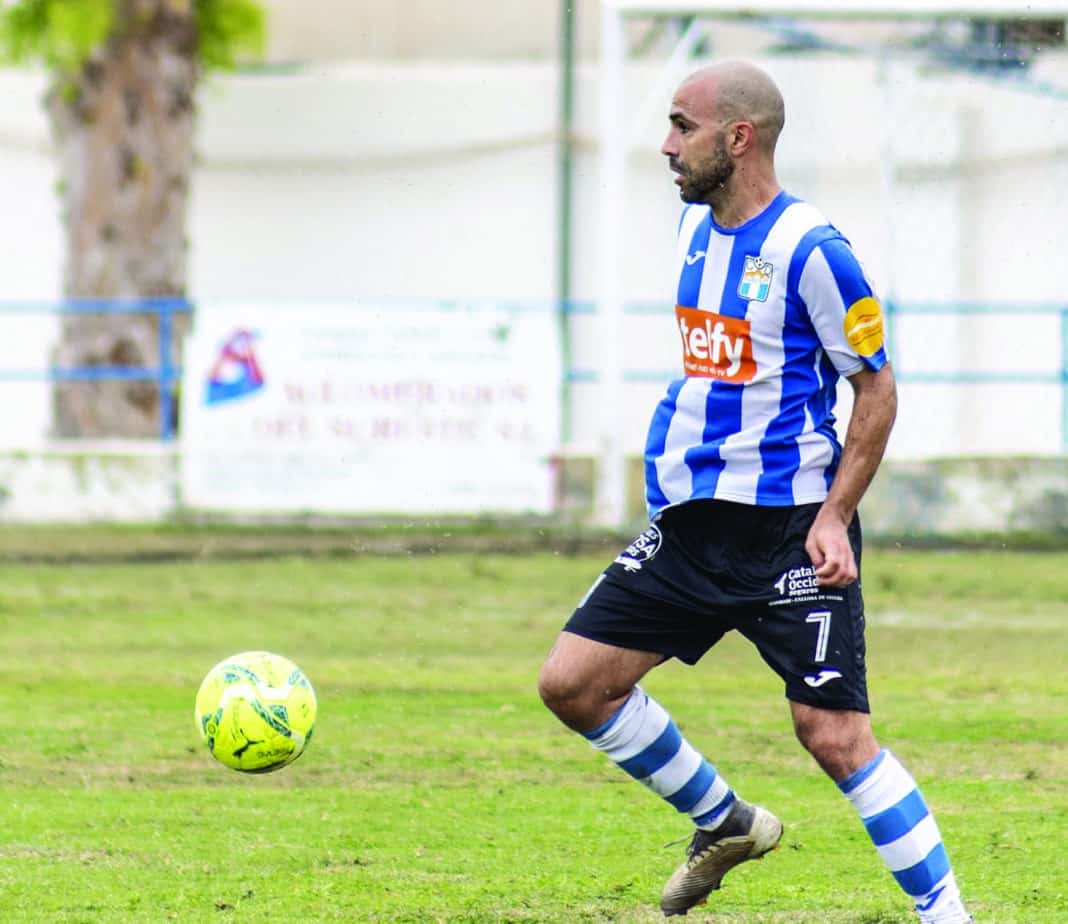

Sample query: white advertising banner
[180,301,562,514]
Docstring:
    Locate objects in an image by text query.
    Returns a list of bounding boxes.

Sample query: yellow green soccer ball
[194,651,317,773]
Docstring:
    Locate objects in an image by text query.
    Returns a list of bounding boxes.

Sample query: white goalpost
[593,0,1068,526]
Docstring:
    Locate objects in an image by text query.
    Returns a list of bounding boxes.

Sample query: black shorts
[564,499,869,712]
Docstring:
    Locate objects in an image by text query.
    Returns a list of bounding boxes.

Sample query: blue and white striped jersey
[644,190,888,518]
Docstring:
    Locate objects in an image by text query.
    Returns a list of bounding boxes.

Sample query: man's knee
[539,632,663,732]
[791,704,878,782]
[537,658,579,714]
[538,659,607,733]
[795,719,847,764]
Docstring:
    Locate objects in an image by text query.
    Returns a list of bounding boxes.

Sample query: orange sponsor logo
[675,305,756,383]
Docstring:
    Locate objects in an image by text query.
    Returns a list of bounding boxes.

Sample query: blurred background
[0,0,1065,534]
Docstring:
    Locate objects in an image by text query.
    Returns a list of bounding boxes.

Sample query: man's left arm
[806,363,897,587]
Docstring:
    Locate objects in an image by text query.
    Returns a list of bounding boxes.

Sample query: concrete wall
[0,448,1063,537]
[0,448,176,522]
[862,457,1068,536]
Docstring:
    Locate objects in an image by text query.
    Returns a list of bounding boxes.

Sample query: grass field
[1,527,1066,923]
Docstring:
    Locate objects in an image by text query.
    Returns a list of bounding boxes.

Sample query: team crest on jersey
[614,525,662,573]
[738,255,773,302]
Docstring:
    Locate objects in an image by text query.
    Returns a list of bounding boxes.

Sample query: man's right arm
[805,363,897,587]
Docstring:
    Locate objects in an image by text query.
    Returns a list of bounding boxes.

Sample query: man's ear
[728,121,757,157]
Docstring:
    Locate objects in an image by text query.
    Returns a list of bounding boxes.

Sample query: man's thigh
[562,522,730,667]
[541,630,665,698]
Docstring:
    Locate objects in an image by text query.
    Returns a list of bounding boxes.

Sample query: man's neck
[709,172,782,229]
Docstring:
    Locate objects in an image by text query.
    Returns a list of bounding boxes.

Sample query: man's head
[661,61,785,205]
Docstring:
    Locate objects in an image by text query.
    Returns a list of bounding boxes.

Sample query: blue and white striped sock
[839,749,963,918]
[583,686,735,830]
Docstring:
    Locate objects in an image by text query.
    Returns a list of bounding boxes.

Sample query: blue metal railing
[0,298,1064,449]
[883,301,1068,453]
[564,299,1068,452]
[0,298,192,440]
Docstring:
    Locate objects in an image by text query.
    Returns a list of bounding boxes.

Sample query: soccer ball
[194,651,317,773]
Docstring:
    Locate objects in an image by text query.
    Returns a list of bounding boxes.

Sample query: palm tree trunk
[49,0,197,438]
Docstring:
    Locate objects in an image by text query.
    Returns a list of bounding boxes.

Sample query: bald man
[539,62,972,922]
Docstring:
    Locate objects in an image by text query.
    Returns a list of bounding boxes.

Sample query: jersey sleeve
[797,236,888,376]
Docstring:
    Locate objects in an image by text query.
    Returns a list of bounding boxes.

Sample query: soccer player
[538,61,972,923]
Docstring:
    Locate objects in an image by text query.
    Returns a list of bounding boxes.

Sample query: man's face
[661,82,734,203]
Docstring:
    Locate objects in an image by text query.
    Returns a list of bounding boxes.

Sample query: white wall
[0,54,1065,456]
[0,70,62,446]
[191,63,561,300]
[258,0,596,62]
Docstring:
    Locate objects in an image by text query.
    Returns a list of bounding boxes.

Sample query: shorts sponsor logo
[674,306,756,383]
[769,566,843,606]
[614,525,662,573]
[803,668,843,688]
[774,565,820,598]
[843,296,884,357]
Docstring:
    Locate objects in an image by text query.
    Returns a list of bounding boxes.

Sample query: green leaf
[196,0,266,71]
[0,0,265,73]
[0,0,115,72]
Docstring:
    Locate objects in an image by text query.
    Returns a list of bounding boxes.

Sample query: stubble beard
[677,141,734,205]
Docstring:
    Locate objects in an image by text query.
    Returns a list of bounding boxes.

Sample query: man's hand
[805,507,857,587]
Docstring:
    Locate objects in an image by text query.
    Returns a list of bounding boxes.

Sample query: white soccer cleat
[660,799,783,916]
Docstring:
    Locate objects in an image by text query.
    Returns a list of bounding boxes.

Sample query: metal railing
[0,298,192,441]
[564,299,1068,452]
[0,298,1064,449]
[884,300,1068,454]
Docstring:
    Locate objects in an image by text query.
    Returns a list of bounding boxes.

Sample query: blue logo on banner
[206,330,264,405]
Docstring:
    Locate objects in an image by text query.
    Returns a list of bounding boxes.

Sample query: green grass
[1,533,1066,922]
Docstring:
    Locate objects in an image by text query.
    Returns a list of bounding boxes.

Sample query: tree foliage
[195,0,265,70]
[0,0,266,74]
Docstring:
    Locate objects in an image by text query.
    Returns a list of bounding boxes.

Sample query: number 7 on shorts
[806,610,832,663]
